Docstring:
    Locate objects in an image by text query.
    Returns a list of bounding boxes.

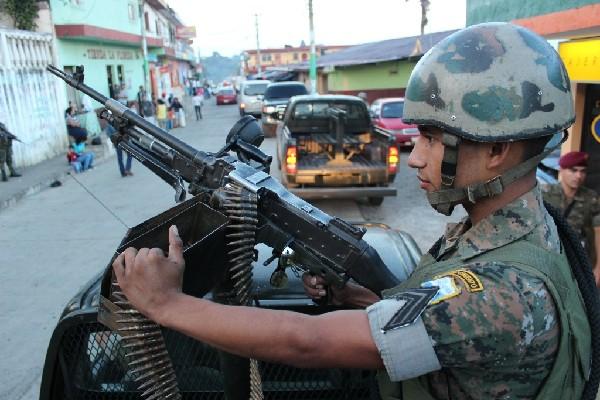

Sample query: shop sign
[558,38,600,82]
[176,26,196,39]
[86,48,137,61]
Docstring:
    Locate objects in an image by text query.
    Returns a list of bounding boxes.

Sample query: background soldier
[0,122,21,181]
[112,23,594,399]
[543,151,600,286]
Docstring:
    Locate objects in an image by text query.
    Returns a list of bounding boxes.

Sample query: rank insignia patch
[449,269,483,292]
[422,276,461,305]
[382,286,439,333]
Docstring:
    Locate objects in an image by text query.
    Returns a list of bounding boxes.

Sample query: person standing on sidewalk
[0,122,21,181]
[105,124,133,177]
[543,151,600,287]
[192,90,204,121]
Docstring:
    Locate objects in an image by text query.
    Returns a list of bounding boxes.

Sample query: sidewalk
[0,139,114,211]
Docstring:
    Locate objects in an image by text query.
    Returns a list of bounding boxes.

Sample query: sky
[166,0,467,57]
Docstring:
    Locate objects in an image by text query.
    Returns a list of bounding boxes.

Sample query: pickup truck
[276,95,398,205]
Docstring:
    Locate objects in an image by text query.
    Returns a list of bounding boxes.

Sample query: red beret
[559,151,588,169]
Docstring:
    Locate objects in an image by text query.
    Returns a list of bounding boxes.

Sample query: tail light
[388,146,399,174]
[286,146,297,174]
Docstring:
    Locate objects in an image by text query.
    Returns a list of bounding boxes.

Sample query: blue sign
[592,114,600,144]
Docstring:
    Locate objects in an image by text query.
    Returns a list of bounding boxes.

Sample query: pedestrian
[170,97,184,128]
[0,122,21,181]
[104,124,133,177]
[156,95,168,131]
[117,83,128,105]
[357,91,369,105]
[69,137,94,173]
[113,23,593,399]
[543,151,600,286]
[192,91,204,121]
[137,86,147,117]
[65,106,88,143]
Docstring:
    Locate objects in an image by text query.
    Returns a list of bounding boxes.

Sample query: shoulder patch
[448,269,484,292]
[382,286,439,333]
[421,276,461,305]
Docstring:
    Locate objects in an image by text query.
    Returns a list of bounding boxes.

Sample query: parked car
[370,97,419,147]
[276,94,398,205]
[216,88,237,105]
[261,81,308,137]
[238,80,271,117]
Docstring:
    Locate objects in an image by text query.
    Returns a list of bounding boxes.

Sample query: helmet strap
[427,132,567,215]
[433,133,461,215]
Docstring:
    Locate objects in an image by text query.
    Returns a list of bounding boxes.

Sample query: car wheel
[368,197,384,206]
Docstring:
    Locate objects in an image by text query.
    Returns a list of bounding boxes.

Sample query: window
[144,12,150,31]
[261,54,272,62]
[128,3,136,21]
[155,20,161,35]
[301,53,308,61]
[293,53,298,60]
[381,102,404,118]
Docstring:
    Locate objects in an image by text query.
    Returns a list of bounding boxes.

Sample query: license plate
[223,99,230,103]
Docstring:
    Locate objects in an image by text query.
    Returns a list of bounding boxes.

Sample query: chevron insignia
[382,286,439,333]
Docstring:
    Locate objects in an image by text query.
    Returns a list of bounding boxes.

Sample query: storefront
[559,38,600,192]
[56,40,146,108]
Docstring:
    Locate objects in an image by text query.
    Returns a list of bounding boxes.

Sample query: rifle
[0,122,21,142]
[47,65,400,399]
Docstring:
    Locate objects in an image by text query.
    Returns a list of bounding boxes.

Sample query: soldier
[112,23,593,399]
[0,122,21,182]
[543,151,600,286]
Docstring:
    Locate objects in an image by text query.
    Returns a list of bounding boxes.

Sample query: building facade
[467,0,600,191]
[243,45,346,76]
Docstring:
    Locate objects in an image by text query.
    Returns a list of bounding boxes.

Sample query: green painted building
[50,0,163,107]
[295,30,457,103]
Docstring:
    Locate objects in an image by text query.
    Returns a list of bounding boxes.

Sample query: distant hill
[200,52,240,84]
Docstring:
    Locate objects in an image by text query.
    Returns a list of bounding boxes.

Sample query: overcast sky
[166,0,467,57]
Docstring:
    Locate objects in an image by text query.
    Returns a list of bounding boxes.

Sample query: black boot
[1,169,7,182]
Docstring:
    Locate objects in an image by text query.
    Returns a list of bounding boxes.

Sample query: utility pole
[255,14,262,78]
[308,0,317,94]
[139,0,150,96]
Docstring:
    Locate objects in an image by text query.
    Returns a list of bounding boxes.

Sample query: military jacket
[374,187,569,399]
[543,183,600,262]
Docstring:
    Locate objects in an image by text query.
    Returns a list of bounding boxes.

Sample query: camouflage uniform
[543,184,600,263]
[367,187,563,399]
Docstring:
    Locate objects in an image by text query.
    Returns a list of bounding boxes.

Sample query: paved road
[0,99,463,399]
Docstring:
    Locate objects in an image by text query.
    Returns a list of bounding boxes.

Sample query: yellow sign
[559,38,600,82]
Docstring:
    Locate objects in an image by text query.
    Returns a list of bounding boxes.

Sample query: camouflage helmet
[403,22,574,141]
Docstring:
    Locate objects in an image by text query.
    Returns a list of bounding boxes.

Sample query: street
[0,99,463,400]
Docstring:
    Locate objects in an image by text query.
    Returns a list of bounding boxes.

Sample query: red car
[370,97,419,147]
[216,88,237,105]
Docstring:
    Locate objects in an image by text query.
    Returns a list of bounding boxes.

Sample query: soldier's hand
[301,273,379,307]
[113,225,185,323]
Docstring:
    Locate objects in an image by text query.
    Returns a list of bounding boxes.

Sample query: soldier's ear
[487,142,511,170]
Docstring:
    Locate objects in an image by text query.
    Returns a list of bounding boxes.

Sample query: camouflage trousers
[0,142,16,175]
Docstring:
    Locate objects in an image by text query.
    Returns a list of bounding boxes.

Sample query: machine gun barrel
[46,65,210,166]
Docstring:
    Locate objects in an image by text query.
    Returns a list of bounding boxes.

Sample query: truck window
[265,85,308,100]
[381,102,404,118]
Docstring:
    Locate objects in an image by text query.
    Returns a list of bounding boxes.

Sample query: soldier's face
[408,126,445,191]
[408,126,491,193]
[561,166,587,191]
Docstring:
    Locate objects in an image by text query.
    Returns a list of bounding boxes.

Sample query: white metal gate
[0,28,68,167]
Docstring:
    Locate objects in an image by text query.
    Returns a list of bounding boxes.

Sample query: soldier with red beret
[543,151,600,287]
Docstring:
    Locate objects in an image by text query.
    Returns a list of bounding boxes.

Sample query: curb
[0,142,115,211]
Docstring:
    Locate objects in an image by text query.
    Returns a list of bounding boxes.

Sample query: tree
[1,0,39,31]
[406,0,431,36]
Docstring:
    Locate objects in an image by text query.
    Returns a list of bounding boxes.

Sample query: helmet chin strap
[427,131,567,216]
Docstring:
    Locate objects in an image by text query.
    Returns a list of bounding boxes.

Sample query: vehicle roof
[266,81,306,87]
[242,80,271,85]
[290,94,364,102]
[372,97,405,104]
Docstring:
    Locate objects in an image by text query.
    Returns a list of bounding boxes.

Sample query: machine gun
[48,65,398,295]
[47,65,400,399]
